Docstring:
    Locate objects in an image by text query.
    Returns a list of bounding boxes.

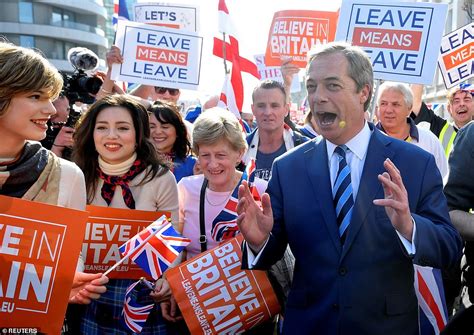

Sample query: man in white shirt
[236,42,462,335]
[375,81,448,178]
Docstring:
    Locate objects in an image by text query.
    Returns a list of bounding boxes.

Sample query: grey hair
[377,81,413,109]
[192,107,248,154]
[306,41,373,111]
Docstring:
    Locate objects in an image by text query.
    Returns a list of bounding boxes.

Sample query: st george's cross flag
[119,215,190,280]
[214,0,260,119]
[121,280,154,333]
[414,264,448,335]
[211,159,259,242]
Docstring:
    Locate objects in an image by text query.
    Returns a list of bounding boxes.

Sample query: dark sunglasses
[155,87,180,96]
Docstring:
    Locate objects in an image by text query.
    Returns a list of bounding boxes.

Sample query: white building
[0,0,108,72]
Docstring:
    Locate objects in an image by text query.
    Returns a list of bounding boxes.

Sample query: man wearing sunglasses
[129,84,181,103]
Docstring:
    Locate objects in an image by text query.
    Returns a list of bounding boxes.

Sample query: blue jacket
[173,155,196,183]
[243,124,462,334]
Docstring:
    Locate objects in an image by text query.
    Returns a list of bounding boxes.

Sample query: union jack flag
[211,159,260,242]
[112,0,130,29]
[414,264,448,335]
[121,280,154,333]
[119,216,190,280]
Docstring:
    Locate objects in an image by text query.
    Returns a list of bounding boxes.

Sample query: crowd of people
[1,35,473,335]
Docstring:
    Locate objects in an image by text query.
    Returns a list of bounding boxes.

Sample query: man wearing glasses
[130,84,181,103]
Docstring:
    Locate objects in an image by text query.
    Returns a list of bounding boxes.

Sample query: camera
[62,70,102,105]
[61,47,103,105]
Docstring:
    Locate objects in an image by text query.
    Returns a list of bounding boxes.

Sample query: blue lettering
[132,63,189,80]
[181,39,191,50]
[372,51,387,67]
[367,9,381,26]
[147,34,157,45]
[459,63,470,79]
[389,52,405,69]
[448,34,460,49]
[157,35,169,48]
[178,68,187,79]
[133,62,142,73]
[411,11,426,29]
[403,53,417,71]
[169,12,176,21]
[355,8,366,25]
[380,10,395,26]
[440,44,450,55]
[143,63,153,75]
[371,51,418,72]
[136,32,146,44]
[461,28,473,45]
[397,10,412,27]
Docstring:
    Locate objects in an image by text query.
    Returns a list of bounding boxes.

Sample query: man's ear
[447,103,453,116]
[360,85,370,105]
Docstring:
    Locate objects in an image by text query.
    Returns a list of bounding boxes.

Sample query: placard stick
[369,79,381,122]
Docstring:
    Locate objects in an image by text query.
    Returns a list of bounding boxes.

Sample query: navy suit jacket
[243,125,462,335]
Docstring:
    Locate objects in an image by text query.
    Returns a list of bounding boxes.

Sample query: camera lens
[77,76,103,95]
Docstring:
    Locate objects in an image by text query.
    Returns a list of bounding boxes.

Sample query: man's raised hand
[236,180,273,253]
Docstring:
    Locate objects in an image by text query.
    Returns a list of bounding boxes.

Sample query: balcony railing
[50,20,105,37]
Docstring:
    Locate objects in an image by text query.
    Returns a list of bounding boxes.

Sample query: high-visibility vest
[439,122,457,158]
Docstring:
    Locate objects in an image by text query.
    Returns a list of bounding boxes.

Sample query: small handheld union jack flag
[414,264,448,335]
[119,215,190,280]
[211,159,260,242]
[121,280,154,333]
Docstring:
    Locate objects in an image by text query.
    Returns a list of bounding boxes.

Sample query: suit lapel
[341,127,395,259]
[305,138,341,254]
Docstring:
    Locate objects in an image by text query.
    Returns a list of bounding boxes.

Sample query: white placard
[438,23,473,89]
[111,20,203,90]
[134,3,199,32]
[336,0,448,84]
[254,54,300,93]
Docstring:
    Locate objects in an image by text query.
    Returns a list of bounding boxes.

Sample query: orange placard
[167,235,280,334]
[265,10,339,68]
[82,205,170,279]
[0,195,88,334]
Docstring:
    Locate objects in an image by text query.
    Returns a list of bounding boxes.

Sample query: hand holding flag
[104,215,190,280]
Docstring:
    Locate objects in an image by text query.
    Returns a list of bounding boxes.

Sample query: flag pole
[222,32,229,74]
[103,225,163,277]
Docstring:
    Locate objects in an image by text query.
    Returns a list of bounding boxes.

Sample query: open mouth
[316,112,337,126]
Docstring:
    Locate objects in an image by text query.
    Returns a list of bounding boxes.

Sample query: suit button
[332,303,339,310]
[339,267,347,276]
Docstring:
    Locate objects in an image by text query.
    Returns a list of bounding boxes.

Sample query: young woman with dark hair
[148,100,196,182]
[73,94,179,334]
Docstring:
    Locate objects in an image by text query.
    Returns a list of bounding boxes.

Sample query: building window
[52,40,64,60]
[19,35,35,48]
[19,1,33,23]
[51,7,76,28]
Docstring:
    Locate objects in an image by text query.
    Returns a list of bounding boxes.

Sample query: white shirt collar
[326,122,372,161]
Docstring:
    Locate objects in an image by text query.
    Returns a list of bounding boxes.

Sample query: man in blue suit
[236,42,462,335]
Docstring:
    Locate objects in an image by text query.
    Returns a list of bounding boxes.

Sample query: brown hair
[0,41,63,116]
